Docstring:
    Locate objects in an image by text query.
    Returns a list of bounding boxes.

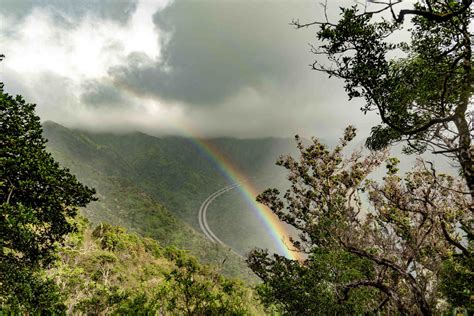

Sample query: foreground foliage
[249,1,473,314]
[50,217,263,315]
[0,72,96,312]
[297,0,473,198]
[248,127,472,315]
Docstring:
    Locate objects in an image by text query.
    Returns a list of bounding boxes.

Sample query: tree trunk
[455,15,473,207]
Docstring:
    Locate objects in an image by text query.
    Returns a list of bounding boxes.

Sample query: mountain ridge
[42,121,300,278]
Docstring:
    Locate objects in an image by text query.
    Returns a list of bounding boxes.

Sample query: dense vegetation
[249,128,472,314]
[249,1,473,315]
[43,122,252,280]
[49,216,264,314]
[0,72,96,312]
[42,121,295,278]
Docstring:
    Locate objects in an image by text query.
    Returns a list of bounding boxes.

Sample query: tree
[51,220,261,315]
[247,127,472,314]
[248,247,382,314]
[0,57,96,311]
[281,2,473,311]
[158,254,252,315]
[292,1,473,199]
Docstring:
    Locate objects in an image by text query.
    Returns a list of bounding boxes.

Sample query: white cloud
[1,0,186,134]
[2,0,167,80]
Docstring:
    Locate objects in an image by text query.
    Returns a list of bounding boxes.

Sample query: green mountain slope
[43,121,294,222]
[42,121,297,264]
[42,122,257,280]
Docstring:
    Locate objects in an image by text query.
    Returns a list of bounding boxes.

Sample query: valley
[42,120,297,280]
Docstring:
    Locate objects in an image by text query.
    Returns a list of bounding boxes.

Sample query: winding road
[198,184,238,248]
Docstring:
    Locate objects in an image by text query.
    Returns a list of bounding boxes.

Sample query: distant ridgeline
[42,121,298,277]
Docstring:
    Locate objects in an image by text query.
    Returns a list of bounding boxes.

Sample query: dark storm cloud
[109,1,319,106]
[1,0,138,24]
[80,80,128,108]
[0,0,380,139]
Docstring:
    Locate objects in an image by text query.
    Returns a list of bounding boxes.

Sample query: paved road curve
[198,184,238,247]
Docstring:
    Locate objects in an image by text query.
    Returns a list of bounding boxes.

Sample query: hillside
[42,122,256,280]
[42,121,297,275]
[43,121,294,225]
[49,217,265,314]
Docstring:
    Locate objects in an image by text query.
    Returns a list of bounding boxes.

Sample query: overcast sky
[1,0,406,140]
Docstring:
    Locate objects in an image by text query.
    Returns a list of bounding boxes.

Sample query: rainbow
[185,135,302,261]
[114,90,302,260]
